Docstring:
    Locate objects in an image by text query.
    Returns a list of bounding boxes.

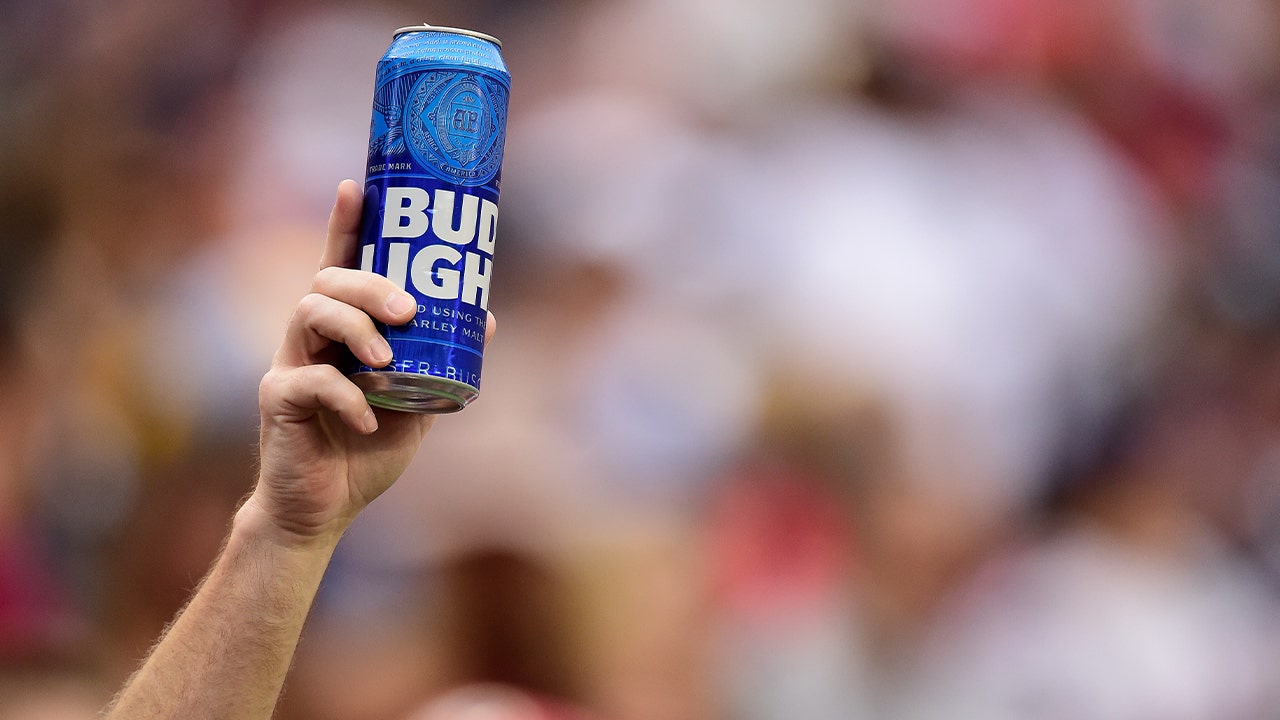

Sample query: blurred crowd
[2,0,1280,718]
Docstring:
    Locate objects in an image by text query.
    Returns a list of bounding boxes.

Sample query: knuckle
[309,365,363,409]
[295,292,330,321]
[258,369,285,407]
[284,366,326,403]
[299,363,345,394]
[309,362,345,383]
[284,368,312,398]
[311,265,347,293]
[312,265,394,309]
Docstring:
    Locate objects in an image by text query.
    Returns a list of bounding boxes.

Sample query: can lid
[393,23,502,48]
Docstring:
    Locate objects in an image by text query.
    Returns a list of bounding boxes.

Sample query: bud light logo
[405,71,507,186]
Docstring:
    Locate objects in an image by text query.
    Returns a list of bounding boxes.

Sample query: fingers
[319,179,363,270]
[276,183,497,408]
[275,266,416,368]
[260,364,378,434]
[312,265,417,326]
[282,293,392,368]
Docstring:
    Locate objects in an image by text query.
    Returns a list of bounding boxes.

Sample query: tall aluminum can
[349,24,509,413]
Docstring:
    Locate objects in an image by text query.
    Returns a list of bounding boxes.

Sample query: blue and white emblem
[403,71,507,186]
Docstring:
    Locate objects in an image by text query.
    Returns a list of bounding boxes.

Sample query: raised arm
[104,180,492,720]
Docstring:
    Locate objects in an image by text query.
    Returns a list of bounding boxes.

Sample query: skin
[103,179,495,720]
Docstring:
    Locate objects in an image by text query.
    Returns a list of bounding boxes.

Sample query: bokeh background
[3,0,1280,718]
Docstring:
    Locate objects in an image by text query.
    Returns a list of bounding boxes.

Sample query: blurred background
[2,0,1280,718]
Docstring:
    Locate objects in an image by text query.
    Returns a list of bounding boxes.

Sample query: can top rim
[393,24,502,48]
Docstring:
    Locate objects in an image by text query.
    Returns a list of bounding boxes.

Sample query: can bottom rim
[349,371,477,414]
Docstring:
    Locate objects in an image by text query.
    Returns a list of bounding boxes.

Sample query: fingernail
[387,292,415,316]
[369,336,393,365]
[362,409,378,434]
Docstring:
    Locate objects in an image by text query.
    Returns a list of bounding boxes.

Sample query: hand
[248,179,494,546]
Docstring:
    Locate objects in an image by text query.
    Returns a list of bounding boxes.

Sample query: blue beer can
[349,24,509,413]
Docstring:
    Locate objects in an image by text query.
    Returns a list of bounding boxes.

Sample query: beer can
[349,24,509,413]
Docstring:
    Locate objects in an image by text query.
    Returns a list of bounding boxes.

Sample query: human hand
[247,179,494,546]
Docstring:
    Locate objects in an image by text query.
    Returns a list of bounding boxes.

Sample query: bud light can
[349,24,509,413]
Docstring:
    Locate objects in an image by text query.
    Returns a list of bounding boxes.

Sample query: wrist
[234,493,348,554]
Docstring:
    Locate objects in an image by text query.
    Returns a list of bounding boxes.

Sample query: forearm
[103,181,446,718]
[105,497,340,720]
